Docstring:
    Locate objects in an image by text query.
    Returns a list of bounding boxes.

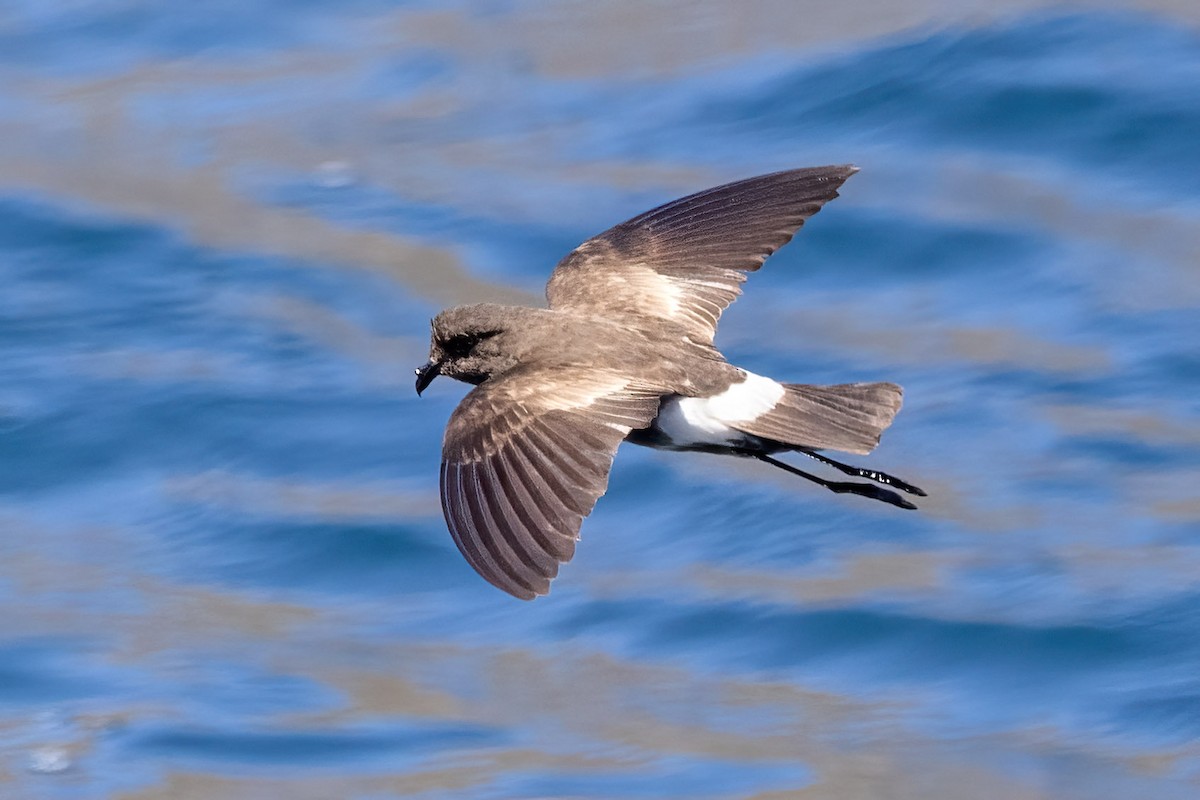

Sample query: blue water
[2,3,1199,797]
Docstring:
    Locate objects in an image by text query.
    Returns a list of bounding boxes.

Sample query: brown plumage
[417,166,924,600]
[733,382,905,455]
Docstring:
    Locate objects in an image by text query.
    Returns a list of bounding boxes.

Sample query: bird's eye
[442,329,500,360]
[443,334,475,359]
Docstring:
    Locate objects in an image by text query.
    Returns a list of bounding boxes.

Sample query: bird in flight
[416,166,925,599]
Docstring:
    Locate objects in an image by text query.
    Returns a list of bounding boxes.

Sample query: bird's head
[415,304,522,394]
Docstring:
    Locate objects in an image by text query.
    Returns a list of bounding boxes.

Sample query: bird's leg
[755,454,918,510]
[799,450,927,497]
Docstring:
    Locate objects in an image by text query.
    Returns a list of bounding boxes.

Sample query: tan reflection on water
[1043,405,1200,448]
[877,158,1200,312]
[1,505,1196,798]
[390,0,1200,81]
[2,1,1199,312]
[164,470,439,521]
[73,295,426,390]
[1126,469,1200,523]
[4,2,1200,797]
[690,550,951,606]
[725,303,1117,376]
[662,443,1048,535]
[0,59,530,309]
[242,294,425,376]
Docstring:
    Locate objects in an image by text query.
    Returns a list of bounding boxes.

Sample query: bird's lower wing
[441,369,661,599]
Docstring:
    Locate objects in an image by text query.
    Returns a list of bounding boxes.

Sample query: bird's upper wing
[545,166,857,344]
[440,366,661,600]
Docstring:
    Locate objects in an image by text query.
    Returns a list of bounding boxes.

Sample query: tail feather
[731,382,903,455]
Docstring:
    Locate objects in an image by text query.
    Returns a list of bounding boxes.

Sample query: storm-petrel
[416,166,924,599]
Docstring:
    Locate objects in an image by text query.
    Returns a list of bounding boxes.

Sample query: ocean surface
[2,2,1199,797]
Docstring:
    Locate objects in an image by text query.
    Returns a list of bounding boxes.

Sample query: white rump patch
[655,371,785,447]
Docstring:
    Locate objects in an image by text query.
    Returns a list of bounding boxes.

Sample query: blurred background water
[1,1,1198,797]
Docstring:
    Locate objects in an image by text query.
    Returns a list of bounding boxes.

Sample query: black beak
[414,361,440,396]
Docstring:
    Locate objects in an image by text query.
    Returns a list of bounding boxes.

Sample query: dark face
[414,306,516,394]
